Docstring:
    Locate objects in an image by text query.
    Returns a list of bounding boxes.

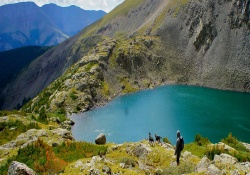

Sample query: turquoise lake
[71,85,250,144]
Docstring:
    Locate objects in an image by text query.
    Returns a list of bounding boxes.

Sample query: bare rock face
[214,153,238,165]
[95,133,106,145]
[207,164,221,175]
[52,128,74,140]
[195,156,212,173]
[8,161,36,175]
[242,142,250,151]
[0,129,48,149]
[133,144,151,158]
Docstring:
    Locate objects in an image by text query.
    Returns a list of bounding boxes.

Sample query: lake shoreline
[70,84,250,144]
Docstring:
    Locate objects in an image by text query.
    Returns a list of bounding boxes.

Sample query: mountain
[41,4,106,36]
[0,46,51,108]
[1,0,250,112]
[0,2,106,51]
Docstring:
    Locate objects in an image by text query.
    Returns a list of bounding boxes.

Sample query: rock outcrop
[0,129,48,149]
[195,153,250,174]
[95,133,106,145]
[8,161,36,175]
[52,128,74,140]
[243,142,250,151]
[0,128,73,151]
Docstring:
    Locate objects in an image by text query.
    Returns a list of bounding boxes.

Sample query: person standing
[174,130,184,166]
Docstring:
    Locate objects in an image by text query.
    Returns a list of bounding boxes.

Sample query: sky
[0,0,124,12]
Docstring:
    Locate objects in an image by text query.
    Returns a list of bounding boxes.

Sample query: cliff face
[2,0,250,111]
[154,0,250,91]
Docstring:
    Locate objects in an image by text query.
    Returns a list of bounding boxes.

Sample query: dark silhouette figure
[148,132,154,144]
[174,130,184,166]
[155,134,162,143]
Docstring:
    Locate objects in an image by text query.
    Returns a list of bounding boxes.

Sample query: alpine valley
[0,0,250,174]
[1,0,249,113]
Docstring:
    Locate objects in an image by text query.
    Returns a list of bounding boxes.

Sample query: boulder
[218,142,237,153]
[132,143,151,158]
[195,156,211,173]
[74,160,84,168]
[8,161,36,175]
[60,119,75,130]
[207,164,221,175]
[214,153,238,165]
[95,133,106,145]
[0,116,9,122]
[161,142,174,150]
[235,162,250,173]
[63,119,75,125]
[52,128,74,140]
[242,142,250,151]
[207,142,237,154]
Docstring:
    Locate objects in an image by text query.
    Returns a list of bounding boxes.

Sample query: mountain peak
[0,2,106,51]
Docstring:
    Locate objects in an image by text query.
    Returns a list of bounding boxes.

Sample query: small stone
[120,163,125,169]
[102,165,111,174]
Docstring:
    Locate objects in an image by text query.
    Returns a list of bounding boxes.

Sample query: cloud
[0,0,124,12]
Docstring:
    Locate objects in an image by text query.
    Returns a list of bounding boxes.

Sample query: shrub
[1,140,102,175]
[0,139,67,175]
[56,108,66,115]
[184,142,206,158]
[53,141,107,162]
[38,107,47,124]
[195,134,210,146]
[221,133,250,162]
[69,92,78,100]
[163,137,172,145]
[205,144,225,160]
[221,133,248,152]
[119,157,137,167]
[163,161,195,175]
[0,110,27,117]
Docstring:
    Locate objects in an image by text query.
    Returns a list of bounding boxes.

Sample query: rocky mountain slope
[0,46,51,108]
[0,2,106,51]
[1,0,250,112]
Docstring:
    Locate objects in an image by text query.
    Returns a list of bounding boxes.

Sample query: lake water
[71,85,250,144]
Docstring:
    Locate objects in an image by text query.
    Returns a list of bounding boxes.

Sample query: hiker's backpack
[179,136,184,151]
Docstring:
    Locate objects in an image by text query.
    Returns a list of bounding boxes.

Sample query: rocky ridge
[22,36,165,114]
[0,112,249,174]
[47,141,250,174]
